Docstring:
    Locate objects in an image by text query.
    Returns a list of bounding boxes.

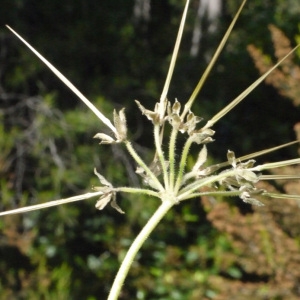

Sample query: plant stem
[154,124,169,190]
[107,199,174,300]
[178,169,237,200]
[125,141,164,192]
[115,187,160,198]
[159,0,190,112]
[174,136,193,193]
[168,128,179,190]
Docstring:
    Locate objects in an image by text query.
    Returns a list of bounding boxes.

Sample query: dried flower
[113,108,127,142]
[135,100,161,124]
[94,108,127,144]
[93,133,116,144]
[93,168,124,214]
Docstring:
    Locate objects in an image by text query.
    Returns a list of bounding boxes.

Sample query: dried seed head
[172,99,181,115]
[135,100,161,124]
[190,128,215,144]
[227,150,236,167]
[93,109,127,144]
[95,193,113,210]
[93,168,124,213]
[94,168,113,187]
[240,189,264,206]
[114,108,127,142]
[168,114,182,130]
[192,145,208,172]
[94,133,116,144]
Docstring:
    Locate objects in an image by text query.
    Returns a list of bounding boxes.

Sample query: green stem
[125,141,164,192]
[178,169,237,201]
[107,199,174,300]
[115,187,160,198]
[180,190,242,201]
[154,124,169,190]
[168,128,179,190]
[174,136,193,193]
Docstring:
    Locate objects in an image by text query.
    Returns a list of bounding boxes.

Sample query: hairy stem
[178,169,237,200]
[108,200,174,300]
[115,187,160,198]
[174,136,193,193]
[125,141,164,192]
[154,124,169,190]
[180,190,242,201]
[168,128,179,190]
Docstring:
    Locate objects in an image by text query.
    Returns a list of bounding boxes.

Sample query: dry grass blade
[254,158,300,171]
[209,140,299,171]
[6,25,117,134]
[263,192,300,200]
[236,140,299,162]
[260,175,300,180]
[159,0,190,113]
[204,44,300,129]
[182,0,247,118]
[0,191,104,216]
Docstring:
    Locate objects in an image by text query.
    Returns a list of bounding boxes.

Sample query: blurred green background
[0,0,300,299]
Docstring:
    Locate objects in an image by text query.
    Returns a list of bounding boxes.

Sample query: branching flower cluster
[90,92,300,215]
